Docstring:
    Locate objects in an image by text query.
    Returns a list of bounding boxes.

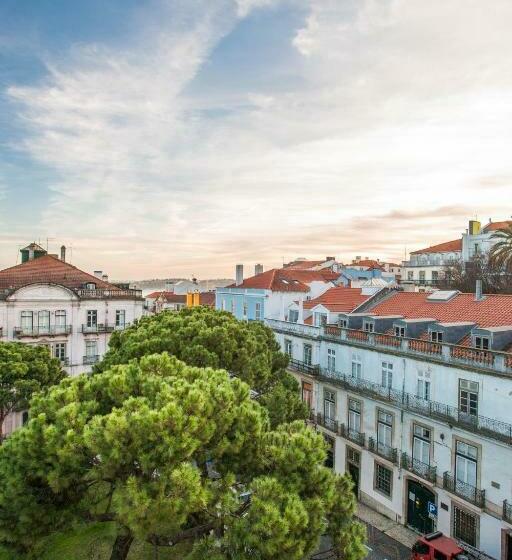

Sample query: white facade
[0,283,143,435]
[267,319,512,560]
[402,250,461,291]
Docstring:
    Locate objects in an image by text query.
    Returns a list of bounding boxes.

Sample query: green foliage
[0,342,64,436]
[96,307,306,427]
[0,353,365,560]
[490,225,512,272]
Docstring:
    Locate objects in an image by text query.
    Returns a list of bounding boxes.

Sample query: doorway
[346,446,360,497]
[407,479,436,534]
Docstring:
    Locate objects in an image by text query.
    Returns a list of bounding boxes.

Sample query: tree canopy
[96,307,308,427]
[489,224,512,273]
[0,342,65,438]
[0,353,365,560]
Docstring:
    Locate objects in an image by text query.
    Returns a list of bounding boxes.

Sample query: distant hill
[116,278,233,295]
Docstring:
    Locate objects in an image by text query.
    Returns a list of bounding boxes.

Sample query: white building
[267,288,512,560]
[0,244,144,435]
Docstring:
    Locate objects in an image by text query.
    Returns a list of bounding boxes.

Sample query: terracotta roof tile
[228,268,337,292]
[0,255,120,292]
[304,286,370,312]
[352,259,384,270]
[368,291,512,328]
[482,220,512,232]
[284,259,328,270]
[410,239,462,255]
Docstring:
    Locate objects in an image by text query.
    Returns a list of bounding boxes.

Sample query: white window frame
[381,361,393,389]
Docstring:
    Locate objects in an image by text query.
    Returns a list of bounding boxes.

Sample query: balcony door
[38,310,50,334]
[21,311,33,334]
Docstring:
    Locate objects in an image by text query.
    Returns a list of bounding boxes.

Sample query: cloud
[3,0,512,277]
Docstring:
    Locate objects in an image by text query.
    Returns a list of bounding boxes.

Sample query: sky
[0,0,511,279]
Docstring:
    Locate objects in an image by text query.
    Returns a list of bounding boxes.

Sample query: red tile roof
[368,291,512,328]
[0,255,120,291]
[284,259,329,270]
[352,259,384,270]
[199,292,216,307]
[304,287,370,313]
[483,220,512,232]
[410,239,462,255]
[228,268,338,292]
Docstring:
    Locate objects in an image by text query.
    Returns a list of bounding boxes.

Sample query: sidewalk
[356,502,419,549]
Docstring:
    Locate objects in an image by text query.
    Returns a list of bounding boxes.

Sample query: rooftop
[410,239,462,255]
[304,286,370,312]
[227,268,338,292]
[482,220,512,232]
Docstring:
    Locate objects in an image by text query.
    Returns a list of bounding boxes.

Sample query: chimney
[60,245,66,262]
[94,270,102,279]
[165,281,174,292]
[475,279,483,301]
[102,274,109,283]
[236,264,244,286]
[255,264,263,276]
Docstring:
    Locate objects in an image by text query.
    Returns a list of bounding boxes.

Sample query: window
[21,311,33,333]
[394,325,405,337]
[230,300,235,314]
[455,441,478,488]
[413,425,431,465]
[288,309,299,323]
[474,336,489,350]
[453,505,478,548]
[419,271,426,283]
[55,310,67,332]
[417,370,431,400]
[284,339,292,357]
[430,330,443,343]
[86,310,98,329]
[115,310,126,328]
[351,354,362,379]
[85,282,96,290]
[363,321,374,333]
[222,299,226,311]
[243,303,248,318]
[314,312,328,326]
[54,342,67,361]
[324,435,335,469]
[22,411,29,425]
[324,389,336,428]
[339,318,348,328]
[346,446,360,466]
[255,302,262,321]
[38,310,50,334]
[459,380,478,416]
[432,271,439,281]
[381,362,393,389]
[407,271,414,281]
[375,463,392,497]
[302,381,313,408]
[377,410,393,451]
[327,348,336,372]
[85,340,97,357]
[303,344,312,366]
[348,399,361,433]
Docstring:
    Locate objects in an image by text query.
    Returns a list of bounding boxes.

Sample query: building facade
[267,289,512,560]
[0,246,144,435]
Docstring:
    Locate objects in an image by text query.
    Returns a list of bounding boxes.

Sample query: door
[506,533,512,560]
[346,446,361,497]
[348,463,360,496]
[407,479,436,534]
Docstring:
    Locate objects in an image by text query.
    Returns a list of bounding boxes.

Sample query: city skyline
[1,0,511,277]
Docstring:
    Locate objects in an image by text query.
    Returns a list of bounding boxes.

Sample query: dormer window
[394,326,405,337]
[339,318,348,328]
[85,282,96,290]
[474,336,489,350]
[363,321,374,333]
[430,331,443,343]
[288,310,299,323]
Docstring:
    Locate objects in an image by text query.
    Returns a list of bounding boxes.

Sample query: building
[267,287,512,560]
[145,291,187,313]
[0,244,144,435]
[283,257,340,272]
[215,265,341,321]
[402,219,512,291]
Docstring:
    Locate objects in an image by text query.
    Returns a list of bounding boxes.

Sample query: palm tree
[489,224,512,272]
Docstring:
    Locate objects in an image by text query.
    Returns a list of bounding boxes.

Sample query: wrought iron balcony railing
[13,325,72,338]
[76,288,142,299]
[83,355,100,365]
[401,453,437,483]
[368,437,398,464]
[289,358,320,376]
[316,370,512,446]
[503,500,512,523]
[443,472,485,508]
[81,324,115,334]
[339,424,366,447]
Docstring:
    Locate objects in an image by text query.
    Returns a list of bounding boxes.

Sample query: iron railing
[81,324,115,334]
[266,319,320,339]
[443,472,485,508]
[316,370,512,446]
[401,453,437,483]
[13,325,72,338]
[503,500,512,523]
[340,424,366,447]
[83,355,100,365]
[289,359,320,376]
[76,288,142,299]
[368,437,398,464]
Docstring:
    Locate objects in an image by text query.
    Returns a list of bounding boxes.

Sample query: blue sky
[1,0,511,278]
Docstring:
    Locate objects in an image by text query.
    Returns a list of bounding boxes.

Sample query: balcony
[314,412,339,435]
[265,319,320,339]
[339,424,366,447]
[289,358,320,376]
[58,357,70,366]
[81,324,115,334]
[13,325,72,338]
[443,472,485,508]
[316,370,512,447]
[76,288,142,299]
[83,355,100,365]
[503,500,512,524]
[368,437,398,464]
[401,453,437,483]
